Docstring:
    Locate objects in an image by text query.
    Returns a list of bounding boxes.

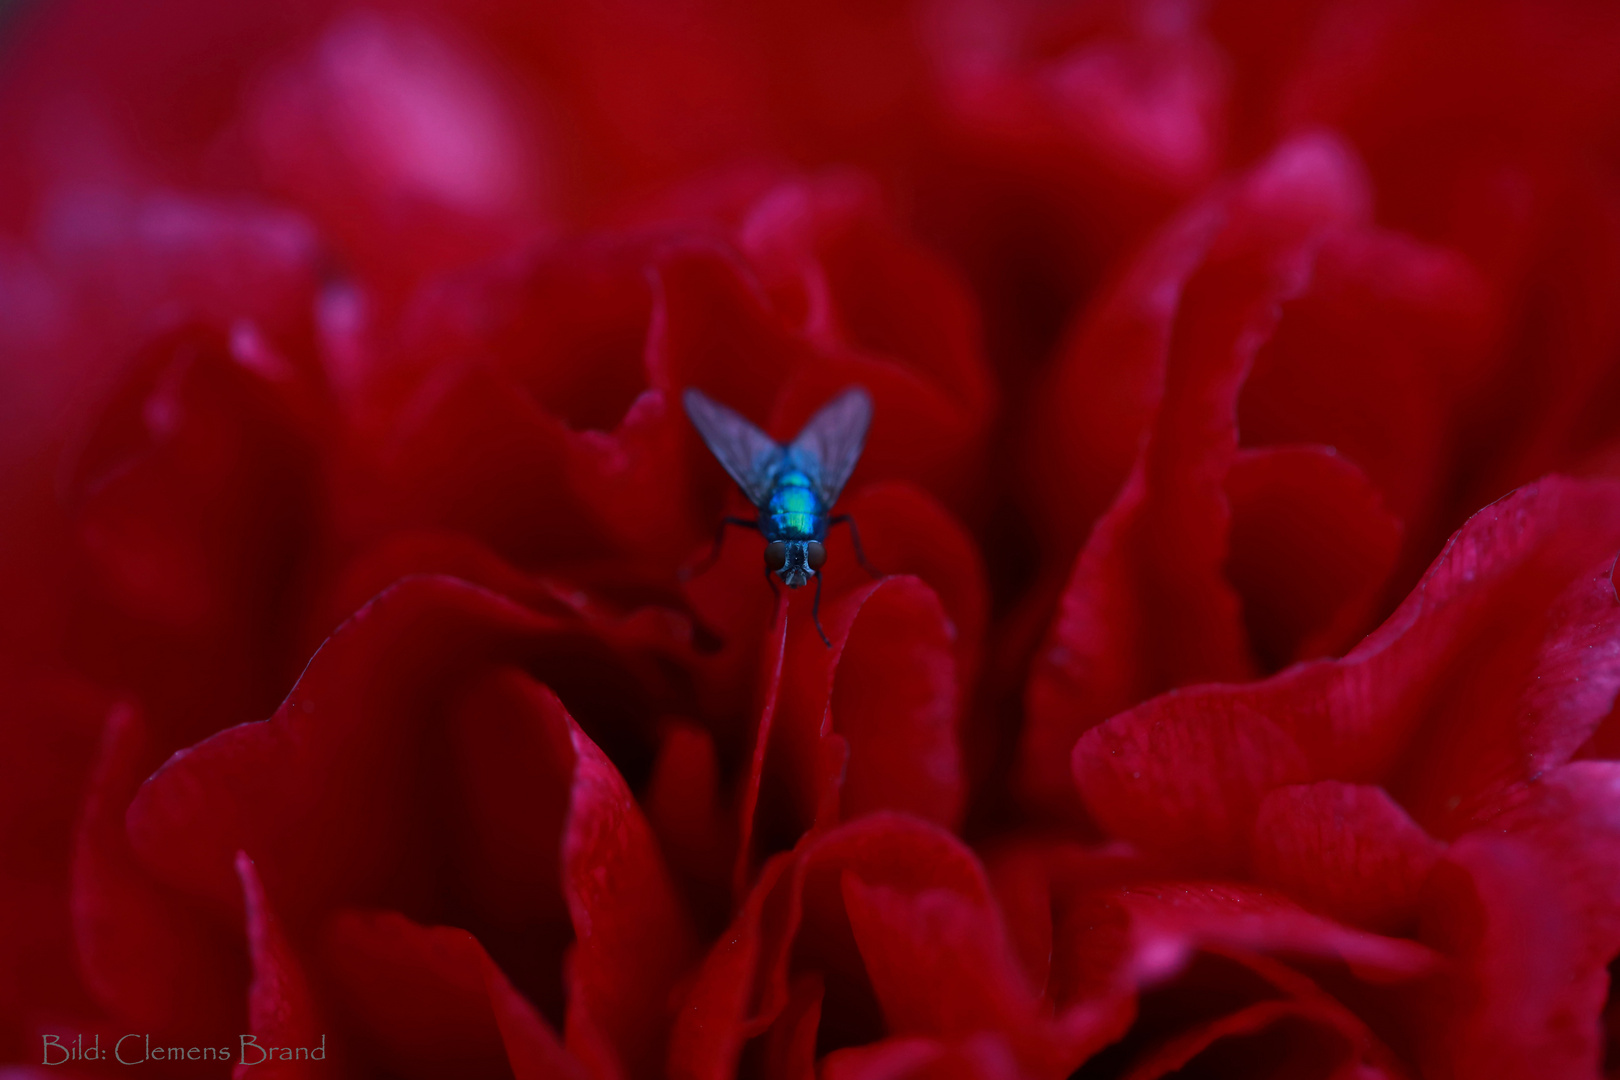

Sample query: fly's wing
[683,388,781,507]
[788,386,872,505]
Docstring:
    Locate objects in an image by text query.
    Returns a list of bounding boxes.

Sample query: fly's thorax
[763,469,827,543]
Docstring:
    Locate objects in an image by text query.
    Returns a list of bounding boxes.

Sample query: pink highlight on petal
[248,11,552,287]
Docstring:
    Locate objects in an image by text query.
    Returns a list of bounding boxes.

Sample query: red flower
[4,1,1620,1078]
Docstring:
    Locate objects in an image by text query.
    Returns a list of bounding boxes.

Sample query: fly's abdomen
[763,470,826,541]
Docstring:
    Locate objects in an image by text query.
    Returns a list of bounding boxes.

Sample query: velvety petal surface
[1075,477,1620,868]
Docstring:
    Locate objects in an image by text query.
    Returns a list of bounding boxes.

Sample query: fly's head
[764,540,826,589]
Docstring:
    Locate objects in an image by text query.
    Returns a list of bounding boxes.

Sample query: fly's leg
[681,516,759,581]
[829,514,883,580]
[811,572,831,648]
[764,561,781,602]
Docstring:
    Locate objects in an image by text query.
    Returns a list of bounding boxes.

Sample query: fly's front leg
[811,572,831,647]
[829,514,883,580]
[681,516,759,581]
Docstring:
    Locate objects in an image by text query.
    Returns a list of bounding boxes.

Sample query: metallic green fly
[683,386,882,646]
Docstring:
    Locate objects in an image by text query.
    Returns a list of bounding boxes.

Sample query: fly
[683,385,883,647]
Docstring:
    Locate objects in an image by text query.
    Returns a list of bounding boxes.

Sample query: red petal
[644,721,732,930]
[791,818,984,1056]
[314,530,704,675]
[824,482,989,691]
[652,243,813,430]
[1400,543,1620,836]
[443,667,575,1019]
[1224,446,1404,668]
[829,581,962,827]
[1252,782,1445,932]
[121,575,697,1077]
[1420,763,1620,1080]
[842,876,1111,1074]
[321,909,581,1080]
[358,362,614,565]
[560,695,701,1080]
[919,0,1230,374]
[735,177,994,509]
[306,530,576,660]
[738,176,992,413]
[668,852,799,1080]
[681,815,1125,1077]
[126,576,682,911]
[735,597,790,897]
[674,817,996,1079]
[1022,133,1373,822]
[407,242,657,434]
[246,11,551,293]
[818,1034,1021,1080]
[842,876,1035,1036]
[235,851,321,1080]
[1277,0,1620,273]
[71,705,245,1035]
[761,974,824,1080]
[126,578,558,915]
[64,320,325,745]
[1030,866,1426,1077]
[929,1,1226,198]
[0,671,104,1035]
[374,240,701,567]
[0,0,338,230]
[684,484,985,835]
[1075,477,1620,865]
[1263,0,1620,517]
[1026,197,1225,550]
[1058,882,1441,995]
[39,189,321,351]
[1115,1000,1386,1080]
[983,840,1167,1010]
[1234,229,1492,551]
[1074,701,1312,874]
[518,0,766,217]
[761,578,963,856]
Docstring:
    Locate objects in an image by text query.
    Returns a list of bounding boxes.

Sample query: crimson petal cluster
[4,2,1620,1079]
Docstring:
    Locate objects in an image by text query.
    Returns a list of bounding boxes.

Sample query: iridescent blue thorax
[760,465,828,543]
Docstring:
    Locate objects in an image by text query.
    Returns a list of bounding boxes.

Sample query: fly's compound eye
[806,541,826,570]
[764,541,788,570]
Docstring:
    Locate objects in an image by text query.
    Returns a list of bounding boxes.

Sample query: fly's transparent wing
[788,386,872,505]
[683,388,782,507]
